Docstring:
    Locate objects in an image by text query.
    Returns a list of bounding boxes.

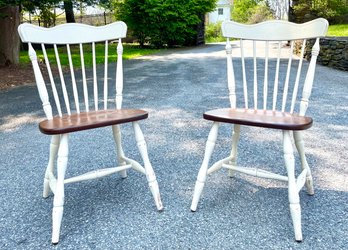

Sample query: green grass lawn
[327,24,348,36]
[205,23,348,43]
[20,43,160,67]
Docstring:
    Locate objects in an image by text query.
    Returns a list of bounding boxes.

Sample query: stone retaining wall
[305,37,348,71]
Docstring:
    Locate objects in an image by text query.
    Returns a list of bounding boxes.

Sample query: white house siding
[207,0,231,24]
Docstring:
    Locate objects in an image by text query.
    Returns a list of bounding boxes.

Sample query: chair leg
[293,131,314,195]
[112,125,127,178]
[283,131,303,242]
[191,122,220,212]
[43,135,60,198]
[228,124,240,177]
[132,121,163,211]
[51,134,69,245]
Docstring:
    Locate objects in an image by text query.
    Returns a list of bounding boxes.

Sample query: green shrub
[115,0,217,48]
[205,21,225,43]
[292,0,348,24]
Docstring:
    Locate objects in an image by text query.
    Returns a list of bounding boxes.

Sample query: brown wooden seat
[39,109,148,135]
[203,108,313,131]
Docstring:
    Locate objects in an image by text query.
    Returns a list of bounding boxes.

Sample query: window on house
[218,8,223,15]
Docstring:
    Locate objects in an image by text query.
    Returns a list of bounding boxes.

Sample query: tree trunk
[0,6,20,66]
[64,0,76,23]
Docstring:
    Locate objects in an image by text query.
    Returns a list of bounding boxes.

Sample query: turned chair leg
[191,122,220,212]
[294,131,314,195]
[112,125,128,178]
[132,122,163,211]
[43,135,60,198]
[228,124,240,177]
[283,131,303,242]
[51,134,69,245]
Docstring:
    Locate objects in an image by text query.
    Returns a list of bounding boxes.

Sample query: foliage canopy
[292,0,348,23]
[232,0,274,24]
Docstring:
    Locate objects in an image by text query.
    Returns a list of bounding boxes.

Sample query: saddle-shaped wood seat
[204,108,313,130]
[39,109,148,135]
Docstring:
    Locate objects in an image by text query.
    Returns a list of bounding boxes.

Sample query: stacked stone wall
[302,37,348,71]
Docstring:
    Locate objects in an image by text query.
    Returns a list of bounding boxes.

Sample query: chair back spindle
[41,43,62,117]
[67,44,80,114]
[116,40,123,109]
[240,39,248,109]
[92,42,98,111]
[272,42,281,111]
[53,44,71,115]
[79,43,89,112]
[104,40,109,110]
[263,40,269,110]
[253,41,258,109]
[226,39,237,109]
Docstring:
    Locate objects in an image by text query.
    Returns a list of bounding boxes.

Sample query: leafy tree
[0,0,110,66]
[115,0,217,47]
[248,1,274,24]
[232,0,274,24]
[231,0,260,23]
[0,1,22,66]
[291,0,348,23]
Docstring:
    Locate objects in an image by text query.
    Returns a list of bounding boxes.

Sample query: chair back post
[28,43,53,120]
[226,38,236,108]
[116,39,123,109]
[299,38,320,116]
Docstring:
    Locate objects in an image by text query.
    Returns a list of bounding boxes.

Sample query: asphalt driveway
[0,43,347,249]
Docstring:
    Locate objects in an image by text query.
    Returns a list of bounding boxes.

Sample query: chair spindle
[253,41,258,109]
[92,42,98,111]
[240,39,248,109]
[226,38,236,108]
[104,40,109,110]
[79,43,89,112]
[263,41,269,110]
[282,40,294,112]
[290,39,306,114]
[67,44,80,114]
[116,39,123,109]
[272,42,281,111]
[41,44,62,117]
[54,44,71,115]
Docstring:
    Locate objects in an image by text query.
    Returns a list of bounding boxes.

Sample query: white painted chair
[18,22,163,244]
[191,18,328,241]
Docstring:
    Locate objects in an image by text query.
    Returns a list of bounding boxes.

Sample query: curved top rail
[18,21,127,44]
[222,18,328,41]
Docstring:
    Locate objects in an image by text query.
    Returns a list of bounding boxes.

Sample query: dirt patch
[0,64,66,90]
[0,65,36,90]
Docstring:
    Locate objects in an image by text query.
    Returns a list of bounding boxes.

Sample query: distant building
[207,0,233,24]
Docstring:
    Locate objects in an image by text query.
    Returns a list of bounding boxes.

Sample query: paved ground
[0,43,347,249]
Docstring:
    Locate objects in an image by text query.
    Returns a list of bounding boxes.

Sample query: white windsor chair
[190,18,329,241]
[18,21,163,244]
